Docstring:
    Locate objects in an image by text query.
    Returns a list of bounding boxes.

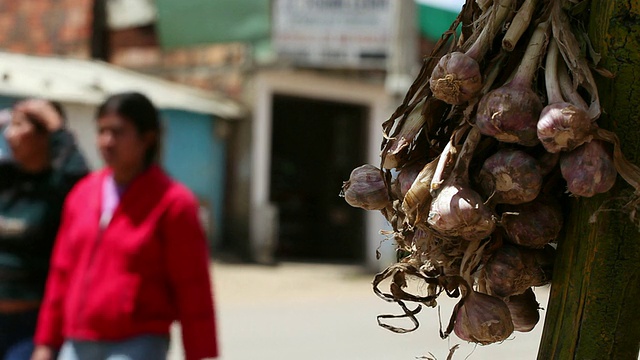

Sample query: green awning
[154,0,458,51]
[418,4,459,41]
[155,0,270,49]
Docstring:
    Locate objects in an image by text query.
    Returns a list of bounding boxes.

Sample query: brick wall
[0,0,248,99]
[110,43,248,100]
[0,0,93,58]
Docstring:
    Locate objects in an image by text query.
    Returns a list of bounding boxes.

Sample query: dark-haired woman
[0,99,89,360]
[32,92,219,360]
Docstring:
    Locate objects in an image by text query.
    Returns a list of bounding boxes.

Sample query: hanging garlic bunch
[340,0,640,348]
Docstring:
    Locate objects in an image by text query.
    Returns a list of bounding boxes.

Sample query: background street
[168,261,549,360]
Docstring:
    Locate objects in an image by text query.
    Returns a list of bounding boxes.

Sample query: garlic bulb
[342,164,390,210]
[478,148,543,205]
[454,290,515,344]
[396,161,428,199]
[501,196,563,248]
[476,22,550,146]
[430,0,514,105]
[538,103,592,153]
[506,288,540,332]
[428,183,496,241]
[560,140,617,197]
[485,244,554,298]
[537,39,593,153]
[430,52,483,105]
[428,127,495,241]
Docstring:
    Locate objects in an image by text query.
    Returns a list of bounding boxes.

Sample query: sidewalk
[168,261,550,360]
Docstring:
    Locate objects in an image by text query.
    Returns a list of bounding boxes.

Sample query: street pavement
[168,261,550,360]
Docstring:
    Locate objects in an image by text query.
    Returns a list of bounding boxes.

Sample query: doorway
[270,95,368,262]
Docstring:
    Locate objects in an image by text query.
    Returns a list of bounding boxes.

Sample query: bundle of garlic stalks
[341,0,640,346]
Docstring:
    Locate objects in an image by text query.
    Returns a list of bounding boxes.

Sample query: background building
[0,0,462,270]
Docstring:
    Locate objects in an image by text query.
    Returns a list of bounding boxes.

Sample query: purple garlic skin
[506,288,540,332]
[560,140,617,197]
[430,52,483,105]
[427,183,496,241]
[485,244,555,298]
[502,197,563,248]
[478,149,543,204]
[396,161,427,199]
[454,291,514,345]
[342,164,390,210]
[537,102,594,153]
[476,86,543,146]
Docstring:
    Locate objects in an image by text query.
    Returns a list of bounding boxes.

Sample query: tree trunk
[538,1,640,359]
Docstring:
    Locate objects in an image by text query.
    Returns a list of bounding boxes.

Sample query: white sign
[106,0,157,30]
[272,0,395,69]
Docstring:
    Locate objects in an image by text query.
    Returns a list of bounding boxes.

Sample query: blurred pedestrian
[0,99,89,360]
[32,92,219,360]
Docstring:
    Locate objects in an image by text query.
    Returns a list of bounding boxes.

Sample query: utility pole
[538,1,640,359]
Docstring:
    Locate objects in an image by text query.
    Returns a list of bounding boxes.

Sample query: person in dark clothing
[0,99,89,360]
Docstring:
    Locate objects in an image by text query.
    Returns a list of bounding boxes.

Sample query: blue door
[160,109,226,246]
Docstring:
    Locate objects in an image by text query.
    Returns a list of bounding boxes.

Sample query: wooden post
[538,1,640,359]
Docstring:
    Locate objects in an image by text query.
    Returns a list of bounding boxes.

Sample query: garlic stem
[466,0,514,59]
[478,274,488,294]
[431,122,476,193]
[558,64,589,111]
[510,21,550,88]
[595,128,640,196]
[460,239,482,285]
[481,55,507,95]
[544,39,564,104]
[550,0,601,120]
[402,158,439,225]
[453,126,482,182]
[502,0,538,51]
[476,0,493,12]
[382,98,427,169]
[430,136,456,193]
[460,239,489,286]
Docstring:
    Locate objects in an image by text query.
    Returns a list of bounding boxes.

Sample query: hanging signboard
[272,0,395,69]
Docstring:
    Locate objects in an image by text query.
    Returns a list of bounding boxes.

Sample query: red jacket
[35,166,219,360]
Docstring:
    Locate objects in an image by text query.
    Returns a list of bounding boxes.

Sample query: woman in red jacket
[31,92,219,360]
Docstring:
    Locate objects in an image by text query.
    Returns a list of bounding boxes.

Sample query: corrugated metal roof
[0,51,245,119]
